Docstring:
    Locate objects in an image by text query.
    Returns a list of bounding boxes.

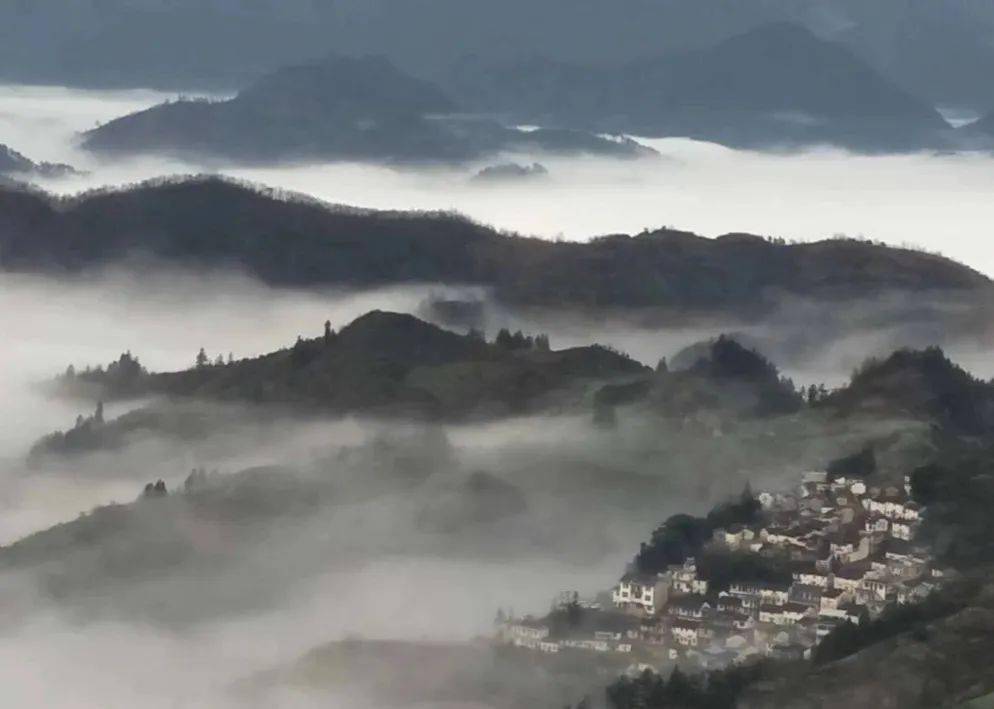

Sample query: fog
[0,268,704,707]
[4,84,994,278]
[0,271,628,707]
[0,267,935,707]
[1,84,992,708]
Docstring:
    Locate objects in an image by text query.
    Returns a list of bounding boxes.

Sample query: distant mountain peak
[237,53,457,116]
[0,143,77,179]
[828,346,994,435]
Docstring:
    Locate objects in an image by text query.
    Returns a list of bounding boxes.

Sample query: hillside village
[497,468,952,672]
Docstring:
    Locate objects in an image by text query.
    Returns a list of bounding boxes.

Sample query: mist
[3,264,991,542]
[4,84,994,278]
[1,84,992,708]
[0,264,933,707]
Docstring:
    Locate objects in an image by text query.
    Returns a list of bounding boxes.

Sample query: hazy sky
[3,84,994,278]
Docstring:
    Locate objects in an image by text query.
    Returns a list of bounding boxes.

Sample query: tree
[740,481,756,509]
[565,593,583,627]
[94,400,104,425]
[827,446,876,478]
[495,328,513,349]
[324,319,334,346]
[535,333,551,351]
[195,347,209,368]
[143,479,168,498]
[666,666,693,703]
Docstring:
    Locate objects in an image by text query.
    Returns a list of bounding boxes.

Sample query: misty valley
[2,5,994,707]
[3,269,993,707]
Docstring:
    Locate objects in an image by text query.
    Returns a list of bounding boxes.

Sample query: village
[496,468,952,671]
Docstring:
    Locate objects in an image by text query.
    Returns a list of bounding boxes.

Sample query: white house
[671,619,701,647]
[758,584,790,606]
[793,569,831,588]
[890,520,915,541]
[506,619,549,644]
[670,558,708,595]
[613,572,671,615]
[819,588,849,613]
[759,603,810,626]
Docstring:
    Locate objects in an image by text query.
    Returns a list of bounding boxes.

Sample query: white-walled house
[504,619,550,648]
[793,569,831,588]
[671,619,702,647]
[613,572,671,615]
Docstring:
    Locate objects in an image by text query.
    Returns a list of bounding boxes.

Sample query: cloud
[0,83,991,709]
[4,83,994,278]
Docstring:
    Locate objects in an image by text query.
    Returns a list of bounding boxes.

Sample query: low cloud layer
[3,84,994,277]
[1,84,992,709]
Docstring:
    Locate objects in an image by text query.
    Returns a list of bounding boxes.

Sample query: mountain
[3,1,994,113]
[662,335,804,417]
[472,162,549,183]
[0,178,988,315]
[822,347,994,436]
[737,573,994,708]
[40,311,647,423]
[0,144,76,179]
[81,54,651,164]
[835,1,994,112]
[594,335,804,426]
[445,22,948,151]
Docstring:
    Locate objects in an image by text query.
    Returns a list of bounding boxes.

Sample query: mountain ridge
[0,177,987,315]
[81,53,652,164]
[444,22,948,151]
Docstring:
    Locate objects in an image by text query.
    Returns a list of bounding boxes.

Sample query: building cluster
[497,470,951,671]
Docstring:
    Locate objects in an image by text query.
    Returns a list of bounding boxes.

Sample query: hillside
[738,576,994,708]
[0,144,76,179]
[266,638,622,708]
[40,311,648,424]
[594,335,804,425]
[0,178,988,315]
[445,23,948,151]
[600,356,994,709]
[822,348,994,437]
[81,54,650,164]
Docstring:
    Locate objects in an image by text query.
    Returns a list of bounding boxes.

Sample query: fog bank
[3,84,994,277]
